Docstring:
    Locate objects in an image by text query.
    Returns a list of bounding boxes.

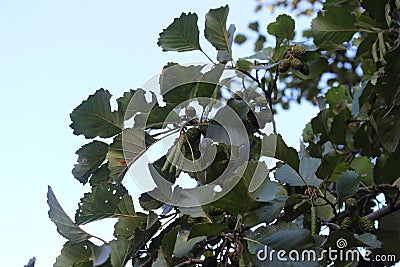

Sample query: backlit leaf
[47,186,93,243]
[70,89,123,138]
[158,13,202,52]
[75,183,136,225]
[72,141,108,184]
[205,5,232,60]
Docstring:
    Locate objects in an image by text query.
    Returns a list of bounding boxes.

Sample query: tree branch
[365,201,400,221]
[174,258,204,267]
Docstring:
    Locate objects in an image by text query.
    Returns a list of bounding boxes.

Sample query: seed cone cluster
[278,45,310,75]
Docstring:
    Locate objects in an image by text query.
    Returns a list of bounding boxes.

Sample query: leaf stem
[201,50,216,64]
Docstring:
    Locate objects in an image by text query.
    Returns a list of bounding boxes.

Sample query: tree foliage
[46,1,400,266]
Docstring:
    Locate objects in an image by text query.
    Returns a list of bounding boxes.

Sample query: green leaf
[75,183,136,225]
[217,24,235,62]
[107,129,154,183]
[312,7,357,46]
[134,104,180,129]
[248,21,259,32]
[205,5,232,58]
[328,162,351,182]
[374,210,400,261]
[267,14,295,40]
[206,99,249,146]
[324,0,351,6]
[154,226,180,267]
[247,223,313,251]
[375,106,400,153]
[243,196,287,225]
[361,0,387,23]
[275,157,323,187]
[330,109,350,145]
[263,229,312,251]
[47,186,93,243]
[160,64,204,108]
[89,164,111,187]
[114,214,145,239]
[236,59,253,72]
[239,242,255,267]
[354,233,382,248]
[117,89,156,121]
[254,34,266,51]
[352,85,365,117]
[157,12,202,52]
[351,156,374,186]
[234,33,247,44]
[194,64,225,105]
[212,161,269,215]
[261,134,300,171]
[139,192,164,211]
[311,109,334,144]
[188,223,228,239]
[109,239,133,267]
[315,191,336,221]
[106,134,128,183]
[245,47,274,60]
[325,86,352,107]
[336,170,359,202]
[72,141,108,184]
[54,241,93,267]
[70,89,123,138]
[325,229,363,248]
[173,231,206,257]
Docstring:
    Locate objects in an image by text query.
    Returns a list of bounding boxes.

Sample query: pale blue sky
[0,1,317,266]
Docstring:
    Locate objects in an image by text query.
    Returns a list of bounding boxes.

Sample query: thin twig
[201,50,216,65]
[174,258,204,267]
